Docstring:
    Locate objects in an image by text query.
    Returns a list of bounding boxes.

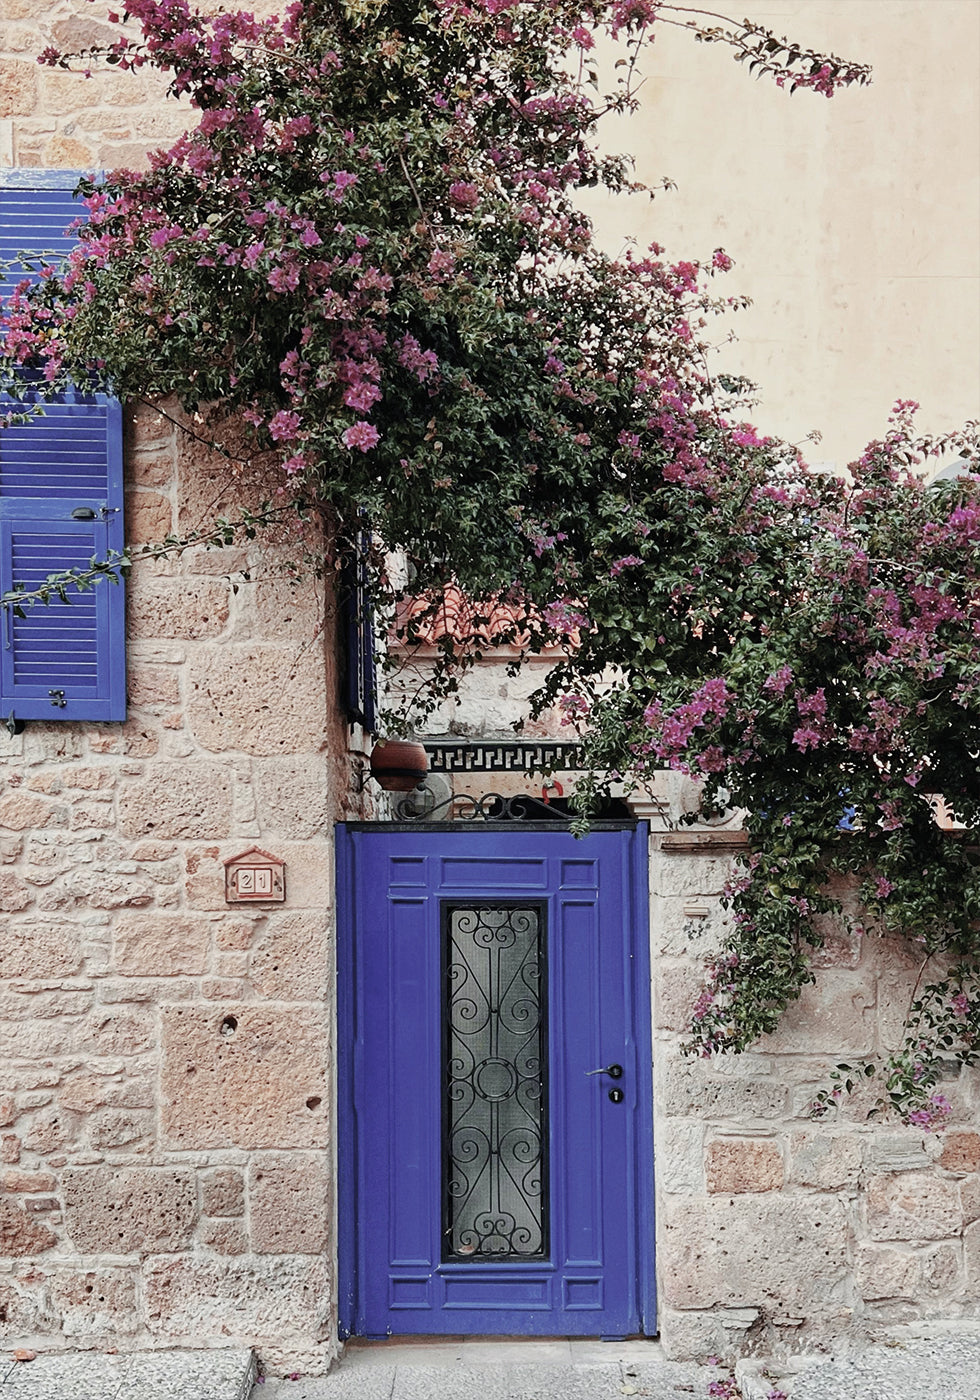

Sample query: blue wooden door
[337,824,654,1338]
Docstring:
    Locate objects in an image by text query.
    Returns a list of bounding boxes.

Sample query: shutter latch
[48,689,67,709]
[71,507,96,520]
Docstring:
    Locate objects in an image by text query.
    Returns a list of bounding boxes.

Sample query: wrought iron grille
[443,904,548,1261]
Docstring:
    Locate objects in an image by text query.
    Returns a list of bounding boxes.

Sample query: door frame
[335,820,656,1338]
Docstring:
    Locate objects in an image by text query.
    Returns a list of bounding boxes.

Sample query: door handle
[586,1063,623,1080]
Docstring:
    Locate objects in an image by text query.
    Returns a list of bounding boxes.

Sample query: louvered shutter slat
[1,173,126,724]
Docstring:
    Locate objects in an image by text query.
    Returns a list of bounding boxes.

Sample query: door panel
[338,825,653,1338]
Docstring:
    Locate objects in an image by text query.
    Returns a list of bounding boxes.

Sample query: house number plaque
[223,847,286,903]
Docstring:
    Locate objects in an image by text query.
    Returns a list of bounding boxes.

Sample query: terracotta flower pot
[370,738,429,792]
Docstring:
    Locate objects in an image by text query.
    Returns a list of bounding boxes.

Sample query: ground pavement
[3,1334,980,1398]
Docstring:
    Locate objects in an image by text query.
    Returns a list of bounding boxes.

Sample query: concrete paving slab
[253,1341,713,1400]
[790,1336,980,1400]
[0,1349,254,1400]
[254,1369,398,1400]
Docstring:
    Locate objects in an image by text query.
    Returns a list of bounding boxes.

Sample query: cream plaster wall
[580,0,980,468]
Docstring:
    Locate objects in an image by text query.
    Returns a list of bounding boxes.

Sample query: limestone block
[653,961,706,1034]
[867,1171,962,1241]
[0,792,59,832]
[1,1135,21,1163]
[87,719,159,756]
[247,1153,330,1256]
[22,1107,82,1154]
[61,866,155,910]
[88,1107,153,1150]
[160,1004,329,1149]
[659,1195,849,1312]
[0,1097,15,1128]
[249,912,330,1002]
[1,1169,56,1193]
[38,70,103,114]
[0,1018,77,1060]
[129,444,176,488]
[661,1058,788,1120]
[921,1242,959,1295]
[959,1173,980,1226]
[144,1254,329,1342]
[113,913,211,976]
[0,59,37,116]
[48,1269,140,1337]
[201,1168,244,1217]
[187,645,327,756]
[939,1132,980,1174]
[649,894,723,958]
[0,1279,50,1334]
[79,1008,156,1058]
[199,1218,247,1254]
[789,1132,863,1189]
[41,134,97,167]
[964,1219,980,1299]
[247,1154,330,1256]
[652,1119,704,1195]
[62,1167,196,1254]
[253,756,332,837]
[130,841,179,861]
[0,872,33,912]
[51,15,120,48]
[128,665,181,708]
[705,1137,783,1194]
[651,853,734,899]
[215,916,260,951]
[125,490,174,546]
[876,963,929,1053]
[252,573,325,640]
[128,577,230,640]
[0,1199,56,1257]
[759,970,876,1055]
[869,1132,930,1174]
[655,1306,734,1363]
[856,1243,920,1300]
[175,418,281,531]
[58,1074,114,1114]
[0,919,84,980]
[119,763,233,840]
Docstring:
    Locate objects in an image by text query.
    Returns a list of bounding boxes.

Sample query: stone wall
[644,803,980,1364]
[0,401,350,1375]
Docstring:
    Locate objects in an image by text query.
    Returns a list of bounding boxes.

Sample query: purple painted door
[337,824,654,1338]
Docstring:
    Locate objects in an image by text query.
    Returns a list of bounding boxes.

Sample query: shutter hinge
[4,712,25,738]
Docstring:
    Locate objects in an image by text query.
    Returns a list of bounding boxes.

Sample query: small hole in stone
[306,1096,321,1110]
[220,1016,238,1037]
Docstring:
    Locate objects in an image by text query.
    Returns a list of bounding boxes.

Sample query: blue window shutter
[0,173,126,723]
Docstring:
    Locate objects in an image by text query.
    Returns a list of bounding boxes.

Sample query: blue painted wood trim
[335,823,358,1339]
[630,823,657,1334]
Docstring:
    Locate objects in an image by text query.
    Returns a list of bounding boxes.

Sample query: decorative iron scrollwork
[393,789,575,823]
[444,905,548,1261]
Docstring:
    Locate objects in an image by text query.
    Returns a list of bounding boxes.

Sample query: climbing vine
[3,0,978,1123]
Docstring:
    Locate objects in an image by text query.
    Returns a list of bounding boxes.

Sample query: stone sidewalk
[0,1349,254,1399]
[254,1336,980,1400]
[5,1336,980,1399]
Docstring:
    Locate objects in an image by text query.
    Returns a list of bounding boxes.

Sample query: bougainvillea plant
[3,0,978,1125]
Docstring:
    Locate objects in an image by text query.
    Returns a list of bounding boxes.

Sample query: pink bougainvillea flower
[342,421,381,452]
